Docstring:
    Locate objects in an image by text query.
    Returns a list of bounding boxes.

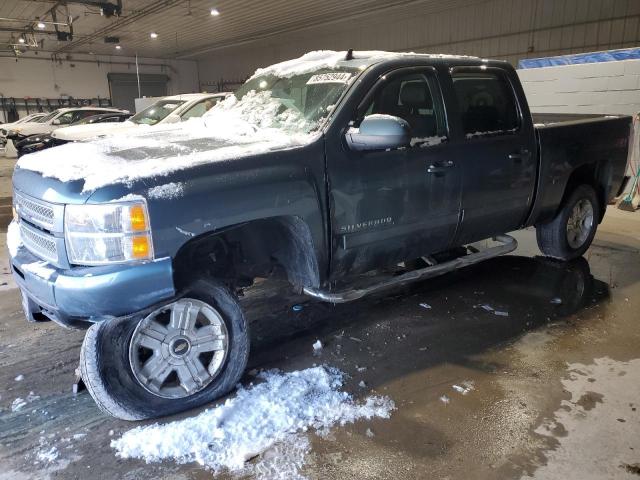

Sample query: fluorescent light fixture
[150,32,158,39]
[37,21,46,29]
[18,37,25,44]
[115,44,122,50]
[210,7,220,16]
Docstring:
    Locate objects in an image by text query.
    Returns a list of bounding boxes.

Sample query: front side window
[130,100,187,125]
[452,70,519,138]
[358,71,446,145]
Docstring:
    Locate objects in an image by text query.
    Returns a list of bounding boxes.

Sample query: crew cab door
[446,66,536,245]
[326,66,462,278]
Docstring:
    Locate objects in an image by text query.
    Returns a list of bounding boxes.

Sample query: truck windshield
[130,100,187,125]
[215,68,359,134]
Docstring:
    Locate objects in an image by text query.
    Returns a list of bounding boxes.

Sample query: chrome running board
[303,234,517,303]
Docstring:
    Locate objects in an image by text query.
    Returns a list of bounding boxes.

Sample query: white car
[0,112,47,127]
[1,107,127,157]
[51,93,229,143]
[0,113,48,154]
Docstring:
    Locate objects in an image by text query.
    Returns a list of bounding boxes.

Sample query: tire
[536,184,600,261]
[80,278,249,421]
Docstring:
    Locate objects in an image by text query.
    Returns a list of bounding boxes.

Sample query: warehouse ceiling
[0,0,453,59]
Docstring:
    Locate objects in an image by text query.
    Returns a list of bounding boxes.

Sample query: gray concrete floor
[0,155,639,479]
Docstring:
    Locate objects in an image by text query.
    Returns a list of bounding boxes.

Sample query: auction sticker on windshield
[307,72,352,84]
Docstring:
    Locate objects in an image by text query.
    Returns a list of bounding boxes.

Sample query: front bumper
[11,245,175,328]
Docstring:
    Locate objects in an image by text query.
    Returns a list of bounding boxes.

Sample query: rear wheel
[80,278,249,420]
[536,184,600,261]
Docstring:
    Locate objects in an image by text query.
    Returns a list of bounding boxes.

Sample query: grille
[20,223,59,264]
[15,192,55,230]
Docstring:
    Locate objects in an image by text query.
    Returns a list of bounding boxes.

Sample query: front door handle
[427,160,454,174]
[509,149,530,162]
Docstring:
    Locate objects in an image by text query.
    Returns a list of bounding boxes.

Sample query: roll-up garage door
[107,73,168,113]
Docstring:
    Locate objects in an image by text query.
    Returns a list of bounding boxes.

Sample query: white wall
[195,0,640,90]
[0,54,199,122]
[518,59,640,115]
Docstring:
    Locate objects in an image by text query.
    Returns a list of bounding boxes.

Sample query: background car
[49,93,229,143]
[0,112,48,155]
[15,112,133,157]
[0,112,47,127]
[1,106,128,157]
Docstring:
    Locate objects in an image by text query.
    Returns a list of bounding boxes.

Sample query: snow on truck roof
[250,50,483,79]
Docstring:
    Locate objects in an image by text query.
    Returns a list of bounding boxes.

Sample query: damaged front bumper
[10,245,175,328]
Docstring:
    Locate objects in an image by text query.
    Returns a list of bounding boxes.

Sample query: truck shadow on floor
[246,254,608,371]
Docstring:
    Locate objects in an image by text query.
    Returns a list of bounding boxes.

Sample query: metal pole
[135,54,141,99]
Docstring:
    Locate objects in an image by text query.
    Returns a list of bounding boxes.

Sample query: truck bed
[526,113,633,226]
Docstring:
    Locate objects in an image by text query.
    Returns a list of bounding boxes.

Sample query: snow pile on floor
[112,366,394,478]
[36,446,59,463]
[17,90,317,192]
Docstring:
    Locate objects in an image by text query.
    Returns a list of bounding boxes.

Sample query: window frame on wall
[449,66,523,140]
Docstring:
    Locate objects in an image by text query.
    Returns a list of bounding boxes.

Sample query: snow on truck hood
[17,92,318,192]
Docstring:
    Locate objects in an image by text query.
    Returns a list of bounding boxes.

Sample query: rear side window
[452,71,519,138]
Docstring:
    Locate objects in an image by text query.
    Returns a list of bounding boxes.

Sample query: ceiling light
[115,45,122,50]
[210,8,220,16]
[37,21,46,29]
[18,37,25,44]
[150,32,158,39]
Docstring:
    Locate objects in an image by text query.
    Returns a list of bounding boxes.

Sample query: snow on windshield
[112,366,394,479]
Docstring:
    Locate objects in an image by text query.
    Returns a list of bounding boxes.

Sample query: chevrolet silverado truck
[8,50,632,420]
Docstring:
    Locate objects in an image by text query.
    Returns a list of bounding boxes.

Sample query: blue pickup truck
[8,50,632,420]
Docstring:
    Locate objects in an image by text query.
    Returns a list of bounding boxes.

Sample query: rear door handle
[427,160,454,174]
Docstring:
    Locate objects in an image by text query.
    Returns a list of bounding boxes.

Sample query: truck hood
[16,116,318,193]
[51,121,139,141]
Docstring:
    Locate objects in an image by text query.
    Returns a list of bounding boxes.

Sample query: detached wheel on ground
[80,279,249,421]
[536,184,600,261]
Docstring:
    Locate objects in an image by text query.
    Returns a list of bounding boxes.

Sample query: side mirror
[164,113,181,124]
[52,118,61,126]
[346,114,411,151]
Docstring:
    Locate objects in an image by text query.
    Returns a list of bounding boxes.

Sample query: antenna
[345,49,354,61]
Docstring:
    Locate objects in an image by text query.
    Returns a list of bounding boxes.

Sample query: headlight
[65,201,154,265]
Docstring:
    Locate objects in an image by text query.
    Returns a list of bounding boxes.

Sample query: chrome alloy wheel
[566,199,594,249]
[129,298,229,399]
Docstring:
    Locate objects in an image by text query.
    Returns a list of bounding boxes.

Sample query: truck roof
[250,50,498,80]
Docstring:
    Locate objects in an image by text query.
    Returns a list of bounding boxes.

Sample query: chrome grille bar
[19,222,59,264]
[14,192,55,231]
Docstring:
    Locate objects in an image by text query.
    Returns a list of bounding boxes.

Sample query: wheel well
[172,216,320,293]
[561,162,609,222]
